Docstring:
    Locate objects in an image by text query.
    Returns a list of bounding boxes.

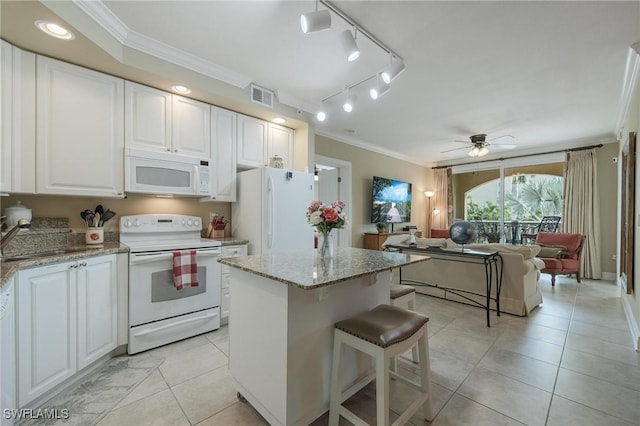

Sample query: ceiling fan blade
[488,134,515,143]
[489,143,517,149]
[440,146,470,154]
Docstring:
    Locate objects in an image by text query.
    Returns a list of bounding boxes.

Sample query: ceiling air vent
[251,84,274,108]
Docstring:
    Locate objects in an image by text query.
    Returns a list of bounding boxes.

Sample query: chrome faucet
[0,218,31,257]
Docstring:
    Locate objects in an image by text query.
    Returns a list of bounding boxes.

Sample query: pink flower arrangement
[306,200,347,235]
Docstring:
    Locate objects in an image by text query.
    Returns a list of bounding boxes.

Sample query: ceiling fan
[441,134,517,157]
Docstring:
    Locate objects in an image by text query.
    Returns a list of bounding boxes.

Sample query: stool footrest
[392,394,430,426]
[338,370,376,405]
[389,371,424,393]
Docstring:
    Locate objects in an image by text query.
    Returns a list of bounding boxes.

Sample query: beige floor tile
[493,333,564,365]
[554,368,640,424]
[458,367,552,426]
[504,321,567,346]
[428,329,497,364]
[419,347,476,391]
[159,343,228,386]
[561,348,640,392]
[96,389,189,426]
[171,365,238,424]
[527,311,571,331]
[195,401,269,425]
[213,339,229,356]
[564,332,640,367]
[568,319,635,347]
[546,395,635,426]
[141,334,212,358]
[114,369,168,409]
[478,347,558,392]
[204,325,229,345]
[431,394,525,426]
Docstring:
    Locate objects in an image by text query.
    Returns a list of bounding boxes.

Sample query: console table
[385,244,503,326]
[363,231,422,251]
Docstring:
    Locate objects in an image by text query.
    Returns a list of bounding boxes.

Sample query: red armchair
[535,232,586,286]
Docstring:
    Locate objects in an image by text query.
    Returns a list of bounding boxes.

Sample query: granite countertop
[217,237,249,246]
[218,247,430,290]
[1,242,129,288]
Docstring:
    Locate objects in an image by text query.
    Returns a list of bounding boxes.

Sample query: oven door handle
[133,311,218,337]
[130,250,221,265]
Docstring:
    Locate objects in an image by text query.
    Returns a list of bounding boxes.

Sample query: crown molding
[72,0,251,88]
[615,42,640,140]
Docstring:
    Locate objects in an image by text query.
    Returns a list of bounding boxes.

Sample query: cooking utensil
[100,209,116,225]
[94,212,101,227]
[95,204,104,217]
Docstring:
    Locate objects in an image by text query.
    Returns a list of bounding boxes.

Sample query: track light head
[369,76,390,100]
[381,59,406,84]
[301,9,331,33]
[343,98,353,112]
[340,29,360,62]
[316,110,326,122]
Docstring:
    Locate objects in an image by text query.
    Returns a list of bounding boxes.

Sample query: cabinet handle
[173,149,178,153]
[69,263,78,269]
[80,262,87,267]
[166,148,171,152]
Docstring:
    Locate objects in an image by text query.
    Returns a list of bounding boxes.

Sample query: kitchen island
[219,247,429,426]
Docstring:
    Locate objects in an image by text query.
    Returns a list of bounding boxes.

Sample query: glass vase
[318,232,334,259]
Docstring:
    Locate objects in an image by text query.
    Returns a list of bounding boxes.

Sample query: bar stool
[390,284,418,363]
[329,304,433,426]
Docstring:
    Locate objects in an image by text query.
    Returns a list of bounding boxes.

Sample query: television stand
[363,231,423,251]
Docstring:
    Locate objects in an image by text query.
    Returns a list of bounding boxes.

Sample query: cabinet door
[1,40,13,192]
[210,106,237,201]
[237,114,268,168]
[125,81,172,153]
[1,41,36,194]
[36,56,124,197]
[17,262,77,407]
[172,95,211,158]
[267,124,294,170]
[220,245,247,320]
[77,255,117,370]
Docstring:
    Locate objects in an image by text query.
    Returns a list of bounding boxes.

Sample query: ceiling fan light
[478,146,489,157]
[301,10,331,34]
[469,146,480,157]
[340,29,360,62]
[381,59,405,84]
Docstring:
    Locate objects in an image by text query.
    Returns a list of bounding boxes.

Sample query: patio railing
[467,220,562,244]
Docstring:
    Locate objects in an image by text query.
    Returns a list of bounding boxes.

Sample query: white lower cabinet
[17,255,117,407]
[220,244,247,322]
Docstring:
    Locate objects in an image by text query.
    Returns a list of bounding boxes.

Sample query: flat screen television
[371,176,412,225]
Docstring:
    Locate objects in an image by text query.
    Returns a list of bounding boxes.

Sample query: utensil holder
[86,227,104,245]
[213,229,225,239]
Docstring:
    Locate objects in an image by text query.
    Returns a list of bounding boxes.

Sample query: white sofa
[382,236,544,316]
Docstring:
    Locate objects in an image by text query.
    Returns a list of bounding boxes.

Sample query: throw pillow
[538,246,565,258]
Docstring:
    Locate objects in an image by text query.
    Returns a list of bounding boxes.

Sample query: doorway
[315,155,352,248]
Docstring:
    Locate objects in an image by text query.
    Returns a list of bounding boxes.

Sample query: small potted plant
[375,222,388,234]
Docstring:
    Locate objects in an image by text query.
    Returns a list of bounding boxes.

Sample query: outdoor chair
[520,216,561,244]
[535,231,586,286]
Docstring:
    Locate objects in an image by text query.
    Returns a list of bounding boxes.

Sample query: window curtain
[433,168,452,230]
[562,149,602,279]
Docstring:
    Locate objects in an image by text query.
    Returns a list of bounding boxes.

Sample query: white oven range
[120,214,221,354]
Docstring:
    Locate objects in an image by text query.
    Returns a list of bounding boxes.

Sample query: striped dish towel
[172,250,199,290]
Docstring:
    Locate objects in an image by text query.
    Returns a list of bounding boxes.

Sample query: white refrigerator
[232,167,314,255]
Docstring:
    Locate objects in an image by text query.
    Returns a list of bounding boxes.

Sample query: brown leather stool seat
[335,304,428,348]
[329,304,433,425]
[390,284,416,300]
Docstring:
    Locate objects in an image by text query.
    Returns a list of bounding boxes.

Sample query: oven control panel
[120,214,202,232]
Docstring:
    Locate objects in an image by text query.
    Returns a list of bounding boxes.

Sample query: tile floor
[85,274,639,425]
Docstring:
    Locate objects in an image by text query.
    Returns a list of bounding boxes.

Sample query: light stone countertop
[1,242,128,289]
[218,247,430,290]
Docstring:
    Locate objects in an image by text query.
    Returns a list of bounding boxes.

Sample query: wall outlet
[612,254,617,260]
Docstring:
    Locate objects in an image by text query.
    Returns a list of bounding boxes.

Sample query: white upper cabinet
[267,123,294,170]
[209,106,237,201]
[36,56,124,197]
[237,114,268,168]
[237,114,294,169]
[124,82,172,152]
[172,95,211,157]
[1,40,36,194]
[125,81,210,158]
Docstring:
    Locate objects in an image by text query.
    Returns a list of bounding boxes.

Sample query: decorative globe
[449,221,477,245]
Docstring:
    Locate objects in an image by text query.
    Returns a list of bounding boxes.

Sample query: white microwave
[125,149,210,196]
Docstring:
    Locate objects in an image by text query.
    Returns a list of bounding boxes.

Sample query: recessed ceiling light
[272,117,286,124]
[35,20,75,40]
[171,85,191,94]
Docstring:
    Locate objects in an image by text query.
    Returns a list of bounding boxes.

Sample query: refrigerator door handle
[267,174,274,249]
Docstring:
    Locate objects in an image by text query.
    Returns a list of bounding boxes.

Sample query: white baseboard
[621,291,640,352]
[602,271,616,281]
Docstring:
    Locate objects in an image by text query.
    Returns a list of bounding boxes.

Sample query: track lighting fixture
[316,110,326,122]
[340,28,360,62]
[381,57,406,84]
[300,0,331,34]
[369,75,390,100]
[343,88,354,112]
